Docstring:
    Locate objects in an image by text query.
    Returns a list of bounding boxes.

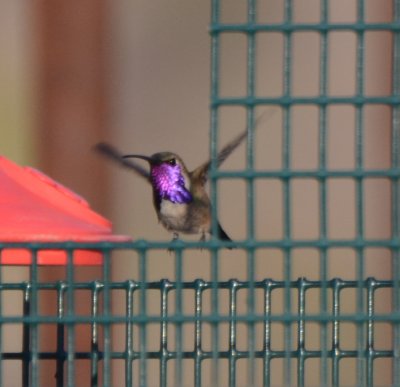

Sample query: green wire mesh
[0,270,397,386]
[1,0,400,386]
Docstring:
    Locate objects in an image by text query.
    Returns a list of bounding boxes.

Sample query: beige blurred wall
[0,1,37,164]
[0,3,36,385]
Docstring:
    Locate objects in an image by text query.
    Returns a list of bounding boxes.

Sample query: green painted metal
[1,0,400,385]
[0,270,398,386]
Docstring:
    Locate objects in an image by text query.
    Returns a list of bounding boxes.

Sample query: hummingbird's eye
[167,158,176,166]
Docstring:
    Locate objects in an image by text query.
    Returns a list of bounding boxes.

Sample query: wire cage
[1,0,400,386]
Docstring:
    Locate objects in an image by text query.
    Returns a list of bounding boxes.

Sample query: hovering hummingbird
[95,115,266,246]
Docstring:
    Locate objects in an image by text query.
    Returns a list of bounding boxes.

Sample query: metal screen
[1,0,400,386]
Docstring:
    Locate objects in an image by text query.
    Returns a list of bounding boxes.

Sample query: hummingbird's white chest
[159,199,189,232]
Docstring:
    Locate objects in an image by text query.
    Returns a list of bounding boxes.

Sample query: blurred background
[0,0,395,385]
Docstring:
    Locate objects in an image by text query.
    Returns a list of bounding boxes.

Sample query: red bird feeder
[0,156,131,265]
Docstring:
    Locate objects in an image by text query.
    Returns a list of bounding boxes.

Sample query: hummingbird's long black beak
[122,154,153,163]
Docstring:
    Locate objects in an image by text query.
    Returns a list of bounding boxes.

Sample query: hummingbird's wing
[190,129,247,185]
[191,111,271,185]
[94,142,150,181]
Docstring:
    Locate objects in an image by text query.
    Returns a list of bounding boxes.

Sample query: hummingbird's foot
[168,232,179,253]
[199,232,207,250]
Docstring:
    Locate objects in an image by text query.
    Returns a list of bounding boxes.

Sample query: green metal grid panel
[1,0,400,386]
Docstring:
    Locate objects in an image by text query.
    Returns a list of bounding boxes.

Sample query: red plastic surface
[0,156,131,265]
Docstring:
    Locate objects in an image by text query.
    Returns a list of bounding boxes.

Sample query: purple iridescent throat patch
[151,163,192,204]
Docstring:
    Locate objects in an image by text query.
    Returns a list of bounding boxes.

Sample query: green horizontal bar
[0,237,399,251]
[1,348,395,361]
[210,95,400,107]
[210,21,400,33]
[0,277,392,291]
[211,168,400,179]
[0,312,399,325]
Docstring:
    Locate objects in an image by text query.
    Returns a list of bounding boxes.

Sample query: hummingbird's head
[123,152,192,204]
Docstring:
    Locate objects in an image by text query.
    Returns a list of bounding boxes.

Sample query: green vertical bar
[297,279,306,387]
[174,250,183,387]
[210,0,221,386]
[282,0,293,385]
[262,279,272,387]
[355,1,366,386]
[90,282,100,387]
[66,249,75,387]
[125,280,137,386]
[30,249,39,387]
[246,0,257,385]
[228,280,239,387]
[391,1,400,384]
[159,279,170,387]
[138,249,148,387]
[194,279,205,387]
[210,0,220,230]
[331,279,342,387]
[102,249,112,387]
[318,1,329,385]
[366,278,376,387]
[22,282,31,387]
[56,281,66,387]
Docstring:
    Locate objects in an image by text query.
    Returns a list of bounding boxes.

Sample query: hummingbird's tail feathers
[217,223,235,249]
[94,142,150,181]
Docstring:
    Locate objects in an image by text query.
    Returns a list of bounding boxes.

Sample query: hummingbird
[95,116,265,246]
